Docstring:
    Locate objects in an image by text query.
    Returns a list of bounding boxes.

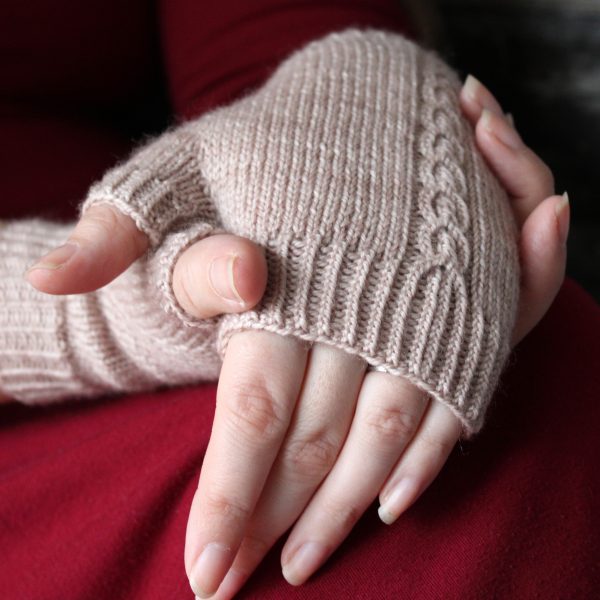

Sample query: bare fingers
[459,75,568,344]
[512,194,568,345]
[185,330,308,598]
[187,349,461,597]
[378,400,462,525]
[211,344,366,598]
[460,76,555,225]
[280,373,431,586]
[474,110,555,226]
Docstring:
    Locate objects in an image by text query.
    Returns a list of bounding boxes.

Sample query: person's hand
[23,75,568,598]
[180,75,569,599]
[459,75,568,346]
[25,213,268,319]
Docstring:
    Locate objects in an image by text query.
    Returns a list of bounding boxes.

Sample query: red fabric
[1,1,599,599]
[158,0,413,119]
[1,280,598,599]
[0,0,159,220]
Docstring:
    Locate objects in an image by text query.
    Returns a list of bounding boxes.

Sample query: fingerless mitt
[3,30,520,435]
[209,30,521,435]
[0,221,222,400]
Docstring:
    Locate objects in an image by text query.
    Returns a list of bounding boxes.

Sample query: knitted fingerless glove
[0,30,520,434]
[0,220,221,402]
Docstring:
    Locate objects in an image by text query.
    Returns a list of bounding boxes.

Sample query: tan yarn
[0,220,222,400]
[0,30,519,435]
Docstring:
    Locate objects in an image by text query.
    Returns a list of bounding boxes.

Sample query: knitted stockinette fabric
[0,220,222,401]
[0,29,519,435]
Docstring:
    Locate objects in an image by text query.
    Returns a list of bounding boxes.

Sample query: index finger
[185,330,308,598]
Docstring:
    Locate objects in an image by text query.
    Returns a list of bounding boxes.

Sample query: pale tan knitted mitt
[0,220,222,400]
[0,29,519,435]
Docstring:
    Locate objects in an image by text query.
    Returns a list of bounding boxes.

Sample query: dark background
[418,0,599,300]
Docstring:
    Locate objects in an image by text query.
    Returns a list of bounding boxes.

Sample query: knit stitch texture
[0,30,519,434]
[0,220,221,400]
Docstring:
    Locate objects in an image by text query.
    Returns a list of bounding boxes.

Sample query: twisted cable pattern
[213,30,520,434]
[0,30,519,435]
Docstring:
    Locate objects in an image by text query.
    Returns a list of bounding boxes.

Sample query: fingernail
[555,192,570,245]
[481,108,524,150]
[378,478,418,525]
[212,568,246,598]
[282,541,327,586]
[189,542,231,598]
[208,254,246,306]
[463,74,482,100]
[27,242,78,272]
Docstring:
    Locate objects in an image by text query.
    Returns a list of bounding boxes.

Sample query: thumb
[26,204,149,295]
[172,233,268,319]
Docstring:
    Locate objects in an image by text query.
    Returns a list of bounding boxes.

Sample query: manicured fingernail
[27,242,78,272]
[378,478,418,525]
[208,254,246,306]
[555,192,570,245]
[189,542,231,598]
[481,109,524,150]
[282,541,327,586]
[463,74,482,100]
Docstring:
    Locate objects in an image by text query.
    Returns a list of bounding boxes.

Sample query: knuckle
[225,380,288,439]
[80,205,120,238]
[419,429,456,459]
[320,497,361,532]
[363,403,420,442]
[203,490,252,525]
[239,533,272,564]
[529,157,555,197]
[76,205,145,254]
[104,208,147,255]
[540,164,555,194]
[280,433,340,480]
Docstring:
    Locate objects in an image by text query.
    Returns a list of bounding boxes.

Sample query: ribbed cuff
[152,220,224,329]
[81,126,216,248]
[216,234,516,436]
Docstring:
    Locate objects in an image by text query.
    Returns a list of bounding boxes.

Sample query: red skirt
[1,1,598,598]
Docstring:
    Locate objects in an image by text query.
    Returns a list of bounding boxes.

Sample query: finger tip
[458,90,482,124]
[24,265,66,295]
[25,257,111,295]
[281,565,305,587]
[377,505,397,526]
